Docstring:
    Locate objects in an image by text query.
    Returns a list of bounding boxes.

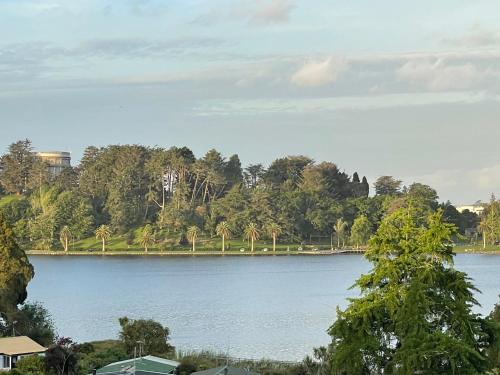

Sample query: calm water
[27,254,500,361]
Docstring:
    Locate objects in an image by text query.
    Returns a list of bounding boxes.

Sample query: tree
[59,226,71,252]
[0,139,40,195]
[0,213,34,314]
[350,215,371,249]
[186,226,200,252]
[374,175,402,196]
[14,354,47,375]
[333,218,348,249]
[244,222,260,253]
[139,224,155,252]
[215,221,230,252]
[329,208,492,374]
[6,302,55,347]
[118,317,174,357]
[45,337,78,375]
[267,222,282,252]
[95,225,111,252]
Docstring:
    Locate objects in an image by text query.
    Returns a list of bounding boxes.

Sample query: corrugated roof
[97,355,179,375]
[192,366,259,375]
[0,336,46,356]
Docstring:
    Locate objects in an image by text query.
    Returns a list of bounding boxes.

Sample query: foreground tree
[329,208,493,374]
[186,226,200,252]
[215,221,230,252]
[95,225,111,252]
[119,317,174,357]
[267,222,282,252]
[0,213,34,314]
[245,222,260,253]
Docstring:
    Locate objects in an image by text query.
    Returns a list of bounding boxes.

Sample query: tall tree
[0,213,34,313]
[0,139,40,195]
[59,226,71,252]
[267,222,282,252]
[333,218,348,249]
[329,208,492,374]
[244,222,260,253]
[186,225,200,252]
[350,215,372,249]
[95,224,111,252]
[374,175,402,196]
[215,221,230,252]
[139,224,155,252]
[119,317,174,357]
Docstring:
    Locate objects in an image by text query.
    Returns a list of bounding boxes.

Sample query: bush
[14,354,46,375]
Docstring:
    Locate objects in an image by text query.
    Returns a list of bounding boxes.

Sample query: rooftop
[96,355,179,375]
[192,365,259,375]
[0,336,46,356]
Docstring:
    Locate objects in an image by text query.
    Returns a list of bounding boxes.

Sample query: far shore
[25,248,500,256]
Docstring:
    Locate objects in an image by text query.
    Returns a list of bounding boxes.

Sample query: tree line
[0,139,494,251]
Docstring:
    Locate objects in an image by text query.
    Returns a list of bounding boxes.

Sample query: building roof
[96,355,179,375]
[0,336,46,356]
[192,366,259,375]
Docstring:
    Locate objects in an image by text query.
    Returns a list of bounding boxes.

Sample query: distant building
[456,201,485,215]
[0,336,46,371]
[96,355,179,375]
[37,151,71,176]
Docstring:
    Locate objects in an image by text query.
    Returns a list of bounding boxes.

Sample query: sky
[0,0,499,204]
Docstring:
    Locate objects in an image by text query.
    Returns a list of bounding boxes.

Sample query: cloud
[442,25,500,48]
[247,0,295,25]
[291,57,348,87]
[396,58,491,91]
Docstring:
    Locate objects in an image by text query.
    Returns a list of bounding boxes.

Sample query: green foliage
[5,302,55,346]
[349,215,372,248]
[0,213,34,313]
[12,354,46,375]
[118,317,174,357]
[329,208,492,374]
[373,175,402,196]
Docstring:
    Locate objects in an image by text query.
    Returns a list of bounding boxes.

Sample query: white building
[0,336,46,371]
[456,201,485,215]
[37,151,71,176]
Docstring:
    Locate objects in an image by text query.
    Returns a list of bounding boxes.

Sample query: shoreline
[25,249,500,256]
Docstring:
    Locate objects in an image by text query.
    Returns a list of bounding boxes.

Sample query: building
[37,151,71,176]
[96,355,179,375]
[456,201,485,215]
[192,366,259,375]
[0,336,46,371]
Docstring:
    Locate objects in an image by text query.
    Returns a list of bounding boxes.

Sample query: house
[192,365,259,375]
[456,202,485,215]
[95,355,179,375]
[37,151,71,177]
[0,336,46,371]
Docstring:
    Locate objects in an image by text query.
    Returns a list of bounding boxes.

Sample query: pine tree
[329,208,492,374]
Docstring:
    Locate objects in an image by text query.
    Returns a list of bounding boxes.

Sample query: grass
[0,194,21,207]
[453,244,500,253]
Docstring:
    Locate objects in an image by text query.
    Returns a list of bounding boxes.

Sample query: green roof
[96,355,179,375]
[192,366,259,375]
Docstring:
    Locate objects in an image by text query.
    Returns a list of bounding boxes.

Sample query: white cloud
[248,0,295,25]
[291,57,348,87]
[397,58,488,91]
[442,25,500,48]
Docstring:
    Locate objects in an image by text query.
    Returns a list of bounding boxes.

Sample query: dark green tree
[373,176,402,196]
[329,208,492,374]
[118,317,174,357]
[0,140,39,195]
[0,213,34,314]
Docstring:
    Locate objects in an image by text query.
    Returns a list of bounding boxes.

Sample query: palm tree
[186,226,200,252]
[95,225,111,252]
[267,223,282,252]
[333,218,348,249]
[216,221,230,252]
[60,226,71,252]
[140,225,155,252]
[245,222,260,253]
[478,216,490,249]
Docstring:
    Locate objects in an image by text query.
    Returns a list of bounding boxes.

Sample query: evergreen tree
[0,213,34,313]
[329,208,492,374]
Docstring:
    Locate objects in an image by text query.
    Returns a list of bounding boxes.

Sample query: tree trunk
[337,236,340,249]
[273,235,276,252]
[222,235,225,253]
[65,237,68,252]
[483,231,486,249]
[192,239,195,252]
[102,238,105,252]
[251,238,254,252]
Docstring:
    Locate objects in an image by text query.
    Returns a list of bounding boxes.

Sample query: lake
[27,254,500,361]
